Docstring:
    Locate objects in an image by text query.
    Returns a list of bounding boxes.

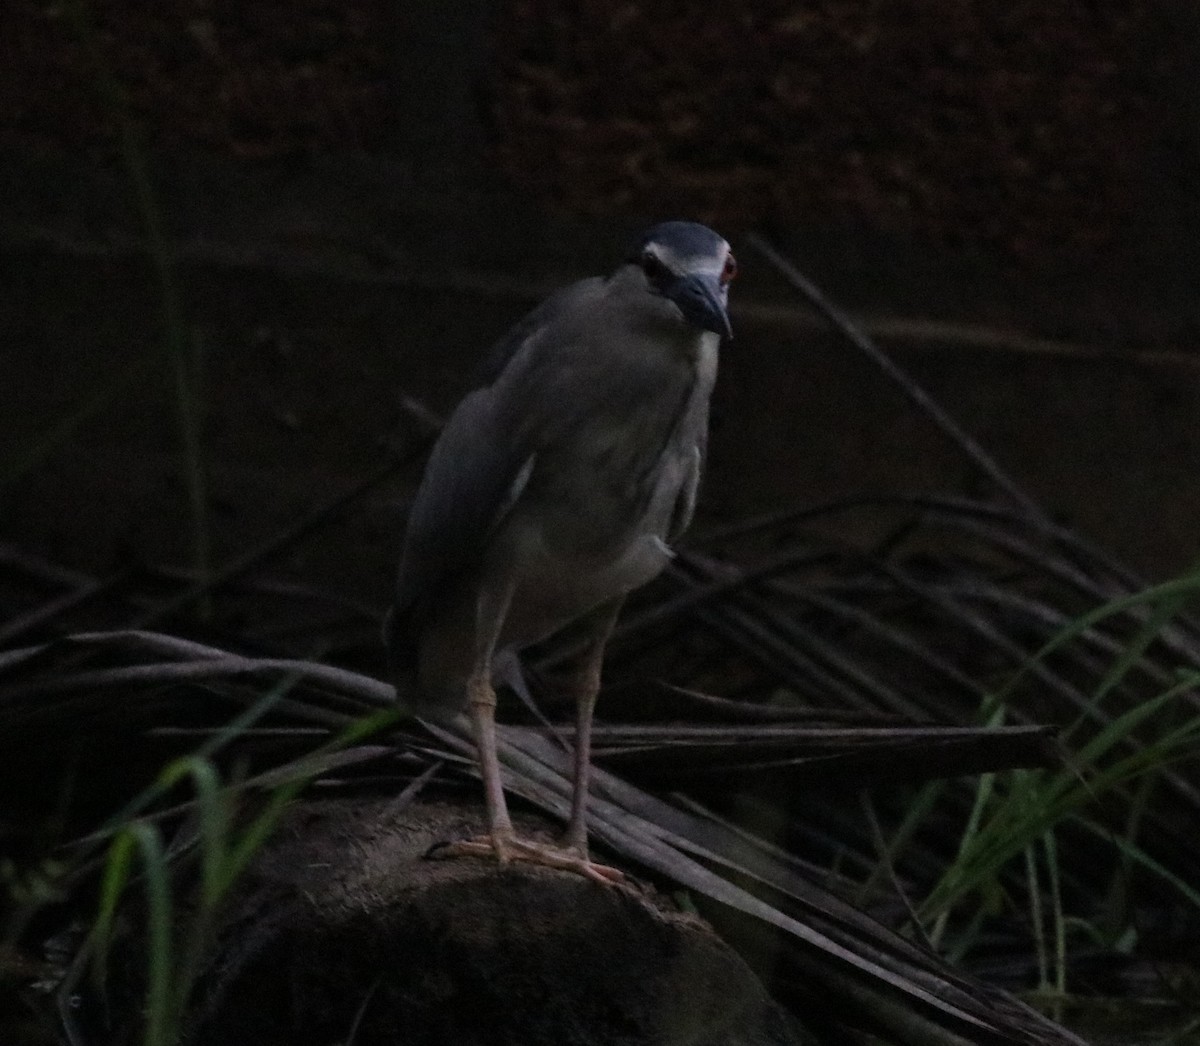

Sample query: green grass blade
[995,570,1200,710]
[1043,830,1065,995]
[90,831,136,993]
[156,756,229,906]
[85,674,299,850]
[1025,842,1047,988]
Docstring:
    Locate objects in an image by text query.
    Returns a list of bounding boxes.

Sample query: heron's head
[628,221,735,339]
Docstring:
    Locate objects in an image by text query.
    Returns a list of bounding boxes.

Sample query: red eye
[720,253,738,285]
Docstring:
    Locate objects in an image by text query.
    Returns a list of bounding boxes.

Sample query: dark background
[2,0,1199,622]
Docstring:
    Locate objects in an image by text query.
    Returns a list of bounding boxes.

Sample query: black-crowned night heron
[387,221,735,881]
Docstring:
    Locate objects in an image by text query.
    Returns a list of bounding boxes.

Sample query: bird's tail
[383,602,462,723]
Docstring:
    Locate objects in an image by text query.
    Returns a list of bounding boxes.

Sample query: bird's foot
[426,834,625,885]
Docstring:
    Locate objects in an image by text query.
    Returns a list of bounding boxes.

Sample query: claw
[425,837,507,863]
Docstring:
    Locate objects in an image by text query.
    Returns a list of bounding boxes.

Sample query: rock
[188,798,808,1046]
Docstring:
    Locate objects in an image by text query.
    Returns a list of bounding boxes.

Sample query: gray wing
[393,387,527,621]
[386,382,533,686]
[391,278,600,625]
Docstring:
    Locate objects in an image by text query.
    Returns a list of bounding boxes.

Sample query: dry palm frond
[0,628,1086,1046]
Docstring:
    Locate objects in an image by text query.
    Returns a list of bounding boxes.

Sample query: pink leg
[468,672,514,859]
[562,599,623,857]
[435,669,623,883]
[428,600,624,882]
[564,684,598,854]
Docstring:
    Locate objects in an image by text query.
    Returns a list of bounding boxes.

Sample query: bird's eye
[720,253,738,286]
[641,251,670,284]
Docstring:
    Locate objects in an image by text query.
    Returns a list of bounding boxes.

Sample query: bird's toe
[425,833,512,864]
[425,832,625,884]
[506,838,626,885]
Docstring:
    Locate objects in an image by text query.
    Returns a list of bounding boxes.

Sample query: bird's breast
[490,514,675,650]
[486,331,716,647]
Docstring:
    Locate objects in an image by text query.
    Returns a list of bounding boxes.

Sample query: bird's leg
[564,668,600,855]
[552,599,625,884]
[427,672,520,866]
[430,590,625,884]
[439,665,623,883]
[426,582,521,865]
[468,670,515,861]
